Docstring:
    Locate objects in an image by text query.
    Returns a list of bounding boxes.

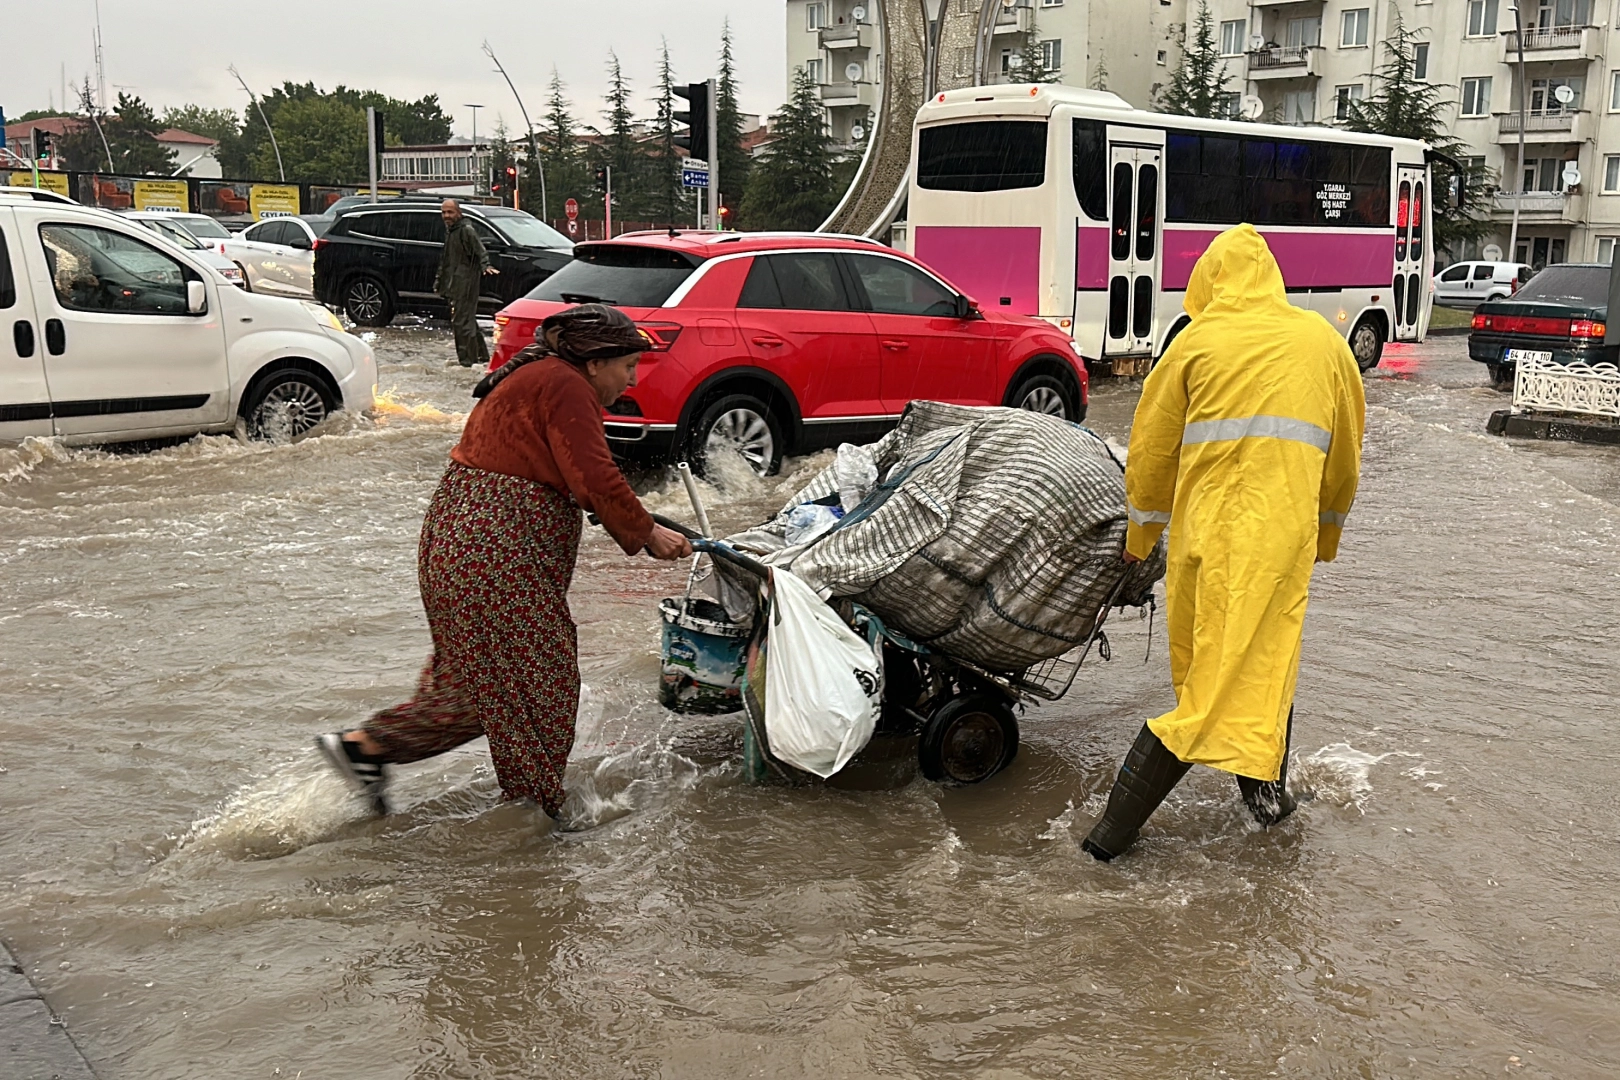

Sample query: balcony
[819,80,879,109]
[1492,190,1585,223]
[991,6,1033,34]
[819,22,876,50]
[1496,109,1588,143]
[1501,24,1603,63]
[1251,0,1323,6]
[1247,45,1319,80]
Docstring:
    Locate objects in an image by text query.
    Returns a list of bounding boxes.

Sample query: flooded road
[2,329,1617,1079]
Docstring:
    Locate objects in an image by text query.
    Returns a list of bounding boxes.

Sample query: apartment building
[784,0,1620,265]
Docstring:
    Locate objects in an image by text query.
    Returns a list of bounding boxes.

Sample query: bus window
[1112,162,1133,261]
[1276,142,1310,180]
[918,120,1048,191]
[1072,119,1109,220]
[1244,140,1275,179]
[1136,163,1158,261]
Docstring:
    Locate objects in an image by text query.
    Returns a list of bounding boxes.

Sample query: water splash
[371,387,466,426]
[1295,742,1420,813]
[168,756,373,861]
[0,436,80,483]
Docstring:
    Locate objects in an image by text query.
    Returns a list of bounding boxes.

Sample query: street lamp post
[465,104,483,193]
[482,41,548,221]
[1507,4,1528,263]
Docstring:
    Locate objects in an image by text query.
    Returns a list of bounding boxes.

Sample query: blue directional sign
[681,158,710,189]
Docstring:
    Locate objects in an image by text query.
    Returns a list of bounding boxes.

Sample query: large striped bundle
[760,402,1167,673]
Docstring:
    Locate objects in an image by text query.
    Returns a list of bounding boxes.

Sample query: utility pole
[705,77,719,231]
[1508,2,1528,264]
[229,65,284,182]
[604,165,613,237]
[465,103,482,194]
[366,106,378,203]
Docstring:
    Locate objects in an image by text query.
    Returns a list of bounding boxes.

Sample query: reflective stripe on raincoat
[1123,224,1365,781]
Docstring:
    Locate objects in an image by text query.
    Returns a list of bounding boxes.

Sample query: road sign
[568,220,578,236]
[681,160,711,189]
[565,197,579,220]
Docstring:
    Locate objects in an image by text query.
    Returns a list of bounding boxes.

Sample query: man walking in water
[437,199,497,368]
[1081,224,1365,861]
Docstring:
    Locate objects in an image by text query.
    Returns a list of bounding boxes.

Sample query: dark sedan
[1469,263,1615,389]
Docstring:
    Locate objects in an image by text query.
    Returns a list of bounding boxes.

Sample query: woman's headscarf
[472,303,646,398]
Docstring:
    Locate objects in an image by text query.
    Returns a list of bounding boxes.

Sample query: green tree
[650,40,684,225]
[10,108,73,123]
[1011,20,1062,84]
[590,52,646,227]
[536,68,592,224]
[56,91,175,174]
[1158,0,1228,118]
[715,20,753,218]
[247,95,367,183]
[740,67,839,231]
[160,105,241,143]
[1345,15,1491,257]
[222,82,452,179]
[1090,52,1110,92]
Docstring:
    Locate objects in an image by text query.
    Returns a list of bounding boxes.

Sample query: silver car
[119,211,247,288]
[229,216,330,298]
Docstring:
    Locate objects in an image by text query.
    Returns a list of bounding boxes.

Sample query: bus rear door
[1104,135,1164,361]
[1392,166,1428,341]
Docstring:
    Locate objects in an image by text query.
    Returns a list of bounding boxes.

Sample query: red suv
[490,232,1088,474]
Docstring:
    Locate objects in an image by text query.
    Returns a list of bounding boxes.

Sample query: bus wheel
[1350,317,1385,372]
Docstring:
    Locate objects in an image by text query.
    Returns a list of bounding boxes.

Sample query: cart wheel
[918,693,1019,784]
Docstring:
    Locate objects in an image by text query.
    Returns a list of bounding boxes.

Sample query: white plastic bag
[834,442,879,512]
[763,569,881,778]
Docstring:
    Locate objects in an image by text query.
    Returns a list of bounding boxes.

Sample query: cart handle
[690,538,771,579]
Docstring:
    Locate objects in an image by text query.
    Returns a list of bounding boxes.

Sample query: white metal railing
[1498,111,1577,134]
[1492,191,1568,212]
[1507,25,1593,51]
[1514,353,1620,419]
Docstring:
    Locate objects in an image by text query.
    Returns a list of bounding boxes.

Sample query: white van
[1432,260,1535,307]
[0,196,375,446]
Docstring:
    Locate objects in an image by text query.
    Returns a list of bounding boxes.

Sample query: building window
[1414,43,1429,81]
[955,46,973,78]
[1597,236,1618,263]
[1466,0,1499,37]
[1335,84,1364,120]
[1286,16,1322,47]
[1157,49,1168,65]
[1040,38,1063,72]
[1603,154,1620,193]
[1610,70,1620,110]
[807,3,826,31]
[1461,77,1493,117]
[806,58,824,84]
[1040,0,1063,6]
[1282,90,1315,124]
[1530,76,1584,114]
[1218,92,1241,119]
[1340,8,1369,47]
[1220,19,1247,57]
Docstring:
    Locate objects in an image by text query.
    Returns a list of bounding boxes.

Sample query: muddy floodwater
[2,327,1618,1079]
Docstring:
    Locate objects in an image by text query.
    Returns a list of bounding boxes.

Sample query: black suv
[314,203,574,326]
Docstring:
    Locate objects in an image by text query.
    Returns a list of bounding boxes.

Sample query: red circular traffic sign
[565,198,579,220]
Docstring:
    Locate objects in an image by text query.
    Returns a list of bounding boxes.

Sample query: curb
[1424,325,1471,337]
[1,940,97,1079]
[1487,409,1620,445]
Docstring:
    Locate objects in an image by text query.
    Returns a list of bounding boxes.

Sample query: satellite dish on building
[846,61,864,82]
[1483,244,1503,261]
[851,4,867,21]
[1554,84,1575,104]
[1249,34,1265,51]
[1241,95,1265,120]
[1563,162,1582,188]
[851,123,867,141]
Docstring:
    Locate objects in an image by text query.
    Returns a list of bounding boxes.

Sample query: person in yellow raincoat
[1081,224,1365,862]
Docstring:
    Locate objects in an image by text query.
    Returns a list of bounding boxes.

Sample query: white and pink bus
[906,84,1437,372]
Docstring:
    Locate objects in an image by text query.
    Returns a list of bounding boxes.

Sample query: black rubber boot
[1236,707,1297,827]
[1080,725,1193,862]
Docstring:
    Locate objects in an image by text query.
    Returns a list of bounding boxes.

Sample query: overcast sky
[3,1,788,134]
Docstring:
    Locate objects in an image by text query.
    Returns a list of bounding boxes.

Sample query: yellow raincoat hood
[1182,223,1289,321]
[1121,225,1365,781]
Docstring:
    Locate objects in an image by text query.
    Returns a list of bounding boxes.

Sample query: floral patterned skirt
[364,461,583,815]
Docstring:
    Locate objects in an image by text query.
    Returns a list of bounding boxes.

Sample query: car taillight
[636,321,683,351]
[493,314,509,345]
[312,238,328,251]
[1570,319,1607,338]
[1472,313,1487,330]
[1510,277,1521,293]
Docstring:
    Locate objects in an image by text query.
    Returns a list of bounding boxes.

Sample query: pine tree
[1158,0,1228,118]
[57,88,174,174]
[1090,52,1110,92]
[592,51,644,228]
[739,67,838,231]
[489,122,517,207]
[536,69,589,223]
[715,19,753,218]
[1345,14,1490,257]
[1011,19,1062,84]
[651,41,684,225]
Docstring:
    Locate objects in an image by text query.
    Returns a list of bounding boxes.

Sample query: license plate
[1505,348,1552,365]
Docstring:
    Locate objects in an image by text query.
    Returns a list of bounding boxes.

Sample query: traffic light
[673,81,710,159]
[594,165,608,190]
[718,203,731,229]
[490,167,503,197]
[31,127,53,163]
[371,109,385,152]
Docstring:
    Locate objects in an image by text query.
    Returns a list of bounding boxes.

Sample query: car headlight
[301,301,346,333]
[221,266,243,281]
